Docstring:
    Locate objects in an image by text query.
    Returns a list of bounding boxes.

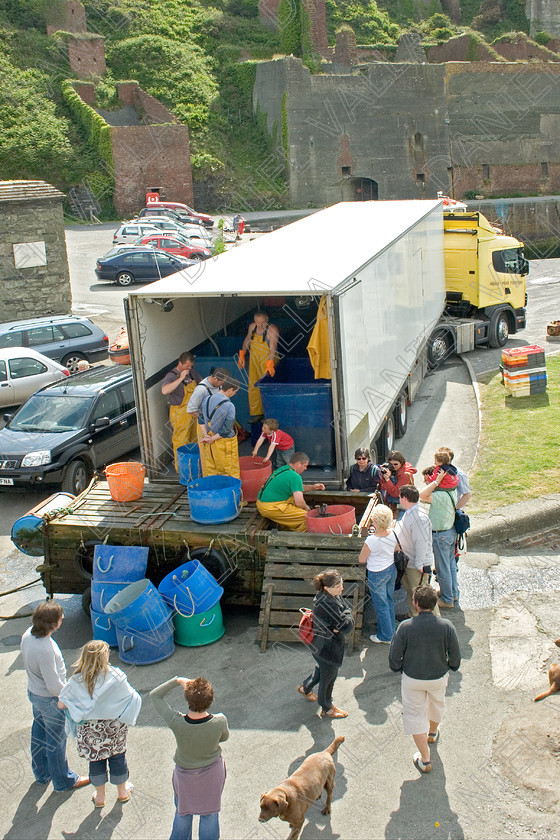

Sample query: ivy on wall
[61,81,114,186]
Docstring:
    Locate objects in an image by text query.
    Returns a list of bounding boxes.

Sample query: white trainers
[369,635,391,644]
[413,752,432,773]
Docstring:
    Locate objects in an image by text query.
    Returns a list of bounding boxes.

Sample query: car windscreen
[8,394,94,432]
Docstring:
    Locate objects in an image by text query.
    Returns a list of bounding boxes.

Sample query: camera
[381,462,396,473]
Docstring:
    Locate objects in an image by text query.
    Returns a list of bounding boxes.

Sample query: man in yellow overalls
[237,310,280,423]
[199,379,241,478]
[256,452,325,531]
[161,352,201,471]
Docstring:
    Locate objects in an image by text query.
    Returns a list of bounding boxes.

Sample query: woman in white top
[59,641,141,809]
[358,505,397,644]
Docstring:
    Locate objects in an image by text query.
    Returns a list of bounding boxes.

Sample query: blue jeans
[433,528,458,605]
[367,564,397,642]
[170,811,219,840]
[28,692,78,791]
[89,752,128,786]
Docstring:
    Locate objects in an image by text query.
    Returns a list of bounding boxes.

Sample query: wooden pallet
[257,531,366,652]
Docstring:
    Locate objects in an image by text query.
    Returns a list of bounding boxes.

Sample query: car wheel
[61,352,86,374]
[190,254,204,260]
[62,459,90,495]
[488,309,509,348]
[116,271,134,287]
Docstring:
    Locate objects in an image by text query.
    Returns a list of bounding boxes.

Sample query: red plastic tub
[306,505,356,534]
[239,456,272,502]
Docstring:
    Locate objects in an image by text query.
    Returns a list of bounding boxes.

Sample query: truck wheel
[62,459,90,495]
[82,586,91,617]
[381,415,395,459]
[394,392,408,437]
[428,329,452,368]
[190,546,231,585]
[488,309,509,348]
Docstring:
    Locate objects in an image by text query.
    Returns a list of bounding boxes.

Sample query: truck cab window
[492,248,524,274]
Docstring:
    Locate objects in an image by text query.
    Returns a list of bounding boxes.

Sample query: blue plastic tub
[92,545,149,583]
[116,615,175,665]
[91,608,118,647]
[187,476,242,525]
[257,357,334,467]
[104,579,172,631]
[158,560,224,615]
[91,581,128,613]
[177,444,202,486]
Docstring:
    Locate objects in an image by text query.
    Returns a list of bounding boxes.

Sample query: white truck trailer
[125,200,445,485]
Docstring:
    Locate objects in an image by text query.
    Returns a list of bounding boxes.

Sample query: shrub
[0,54,72,182]
[534,30,554,45]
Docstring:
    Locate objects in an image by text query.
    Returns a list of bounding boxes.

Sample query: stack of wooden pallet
[501,344,547,397]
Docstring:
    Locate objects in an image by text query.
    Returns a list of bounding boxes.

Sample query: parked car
[145,201,214,228]
[0,348,69,408]
[138,234,211,260]
[129,218,213,247]
[138,206,189,223]
[0,366,138,494]
[95,247,195,286]
[0,316,109,374]
[113,222,164,244]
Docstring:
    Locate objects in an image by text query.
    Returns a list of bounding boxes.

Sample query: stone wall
[492,34,560,61]
[47,0,87,36]
[526,0,560,36]
[117,83,177,124]
[426,33,498,62]
[254,58,560,206]
[0,183,71,320]
[67,35,106,77]
[111,125,193,217]
[465,196,560,254]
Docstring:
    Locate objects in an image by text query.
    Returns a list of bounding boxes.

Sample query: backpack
[298,608,314,644]
[444,490,470,536]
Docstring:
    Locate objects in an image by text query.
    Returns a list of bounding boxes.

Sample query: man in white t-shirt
[21,602,89,791]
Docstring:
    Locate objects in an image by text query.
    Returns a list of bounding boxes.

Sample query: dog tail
[326,736,345,755]
[533,683,558,702]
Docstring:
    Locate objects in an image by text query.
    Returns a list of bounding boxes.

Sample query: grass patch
[469,355,560,513]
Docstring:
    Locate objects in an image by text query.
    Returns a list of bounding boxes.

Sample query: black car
[0,366,138,495]
[95,247,195,286]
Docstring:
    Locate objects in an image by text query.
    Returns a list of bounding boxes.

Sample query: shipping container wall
[337,205,445,449]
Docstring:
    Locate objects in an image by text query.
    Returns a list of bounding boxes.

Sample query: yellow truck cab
[428,210,529,365]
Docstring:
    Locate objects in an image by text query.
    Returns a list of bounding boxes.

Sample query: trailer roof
[130,200,442,298]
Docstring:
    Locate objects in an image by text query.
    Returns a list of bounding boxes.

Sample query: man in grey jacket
[389,584,461,774]
[395,485,438,617]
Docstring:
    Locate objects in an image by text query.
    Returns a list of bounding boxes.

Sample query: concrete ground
[1,354,559,839]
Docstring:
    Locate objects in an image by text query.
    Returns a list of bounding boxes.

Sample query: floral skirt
[76,719,128,761]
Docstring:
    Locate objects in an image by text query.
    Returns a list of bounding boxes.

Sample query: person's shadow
[385,750,465,840]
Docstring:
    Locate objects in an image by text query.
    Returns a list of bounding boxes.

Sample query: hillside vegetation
[0,0,539,214]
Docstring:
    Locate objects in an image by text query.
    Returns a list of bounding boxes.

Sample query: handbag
[445,491,470,536]
[393,533,409,574]
[298,608,314,644]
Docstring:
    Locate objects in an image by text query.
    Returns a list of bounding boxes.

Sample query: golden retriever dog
[259,736,344,840]
[534,639,560,702]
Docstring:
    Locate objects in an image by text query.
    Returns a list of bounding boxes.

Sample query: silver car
[0,348,69,408]
[112,222,163,244]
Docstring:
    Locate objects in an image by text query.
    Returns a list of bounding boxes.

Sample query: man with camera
[394,485,439,617]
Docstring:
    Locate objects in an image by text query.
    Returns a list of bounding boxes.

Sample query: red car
[145,201,214,228]
[138,234,212,260]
